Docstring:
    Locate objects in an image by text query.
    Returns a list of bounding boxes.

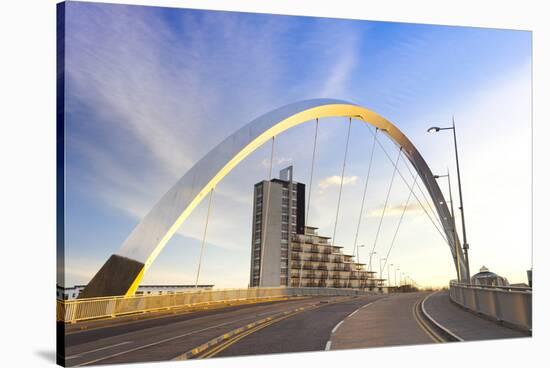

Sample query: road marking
[412,298,443,343]
[331,320,344,334]
[78,297,340,365]
[65,341,132,360]
[324,300,376,352]
[197,307,310,359]
[75,314,275,366]
[421,292,464,342]
[186,295,363,359]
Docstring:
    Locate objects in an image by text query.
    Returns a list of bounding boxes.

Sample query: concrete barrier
[449,281,532,331]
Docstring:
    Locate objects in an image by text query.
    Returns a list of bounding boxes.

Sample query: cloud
[317,175,359,190]
[367,202,425,218]
[261,156,293,168]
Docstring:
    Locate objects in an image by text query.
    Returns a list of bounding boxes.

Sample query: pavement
[422,291,530,341]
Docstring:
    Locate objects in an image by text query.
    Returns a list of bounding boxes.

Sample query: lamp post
[368,251,377,273]
[357,244,366,266]
[388,263,393,287]
[434,170,462,282]
[395,267,400,287]
[428,118,471,280]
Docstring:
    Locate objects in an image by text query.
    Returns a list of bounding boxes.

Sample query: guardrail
[449,281,532,331]
[57,287,366,323]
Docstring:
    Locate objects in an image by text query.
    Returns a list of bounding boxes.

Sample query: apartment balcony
[291,245,302,252]
[332,265,351,272]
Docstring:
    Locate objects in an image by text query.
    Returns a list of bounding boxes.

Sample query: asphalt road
[61,291,529,366]
[62,296,367,366]
[329,292,434,350]
[215,295,385,357]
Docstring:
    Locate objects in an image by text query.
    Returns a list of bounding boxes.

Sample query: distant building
[57,284,214,300]
[250,166,383,290]
[470,266,509,287]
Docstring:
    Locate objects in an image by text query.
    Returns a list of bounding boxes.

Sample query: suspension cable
[329,118,352,285]
[401,157,445,232]
[380,173,418,277]
[365,126,448,244]
[300,119,319,287]
[259,137,275,287]
[195,188,214,288]
[346,128,378,288]
[332,117,352,245]
[352,128,378,259]
[305,118,319,228]
[368,148,402,272]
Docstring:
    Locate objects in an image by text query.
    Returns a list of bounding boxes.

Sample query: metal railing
[57,287,366,323]
[449,281,532,331]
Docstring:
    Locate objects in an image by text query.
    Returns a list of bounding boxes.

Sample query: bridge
[57,100,531,366]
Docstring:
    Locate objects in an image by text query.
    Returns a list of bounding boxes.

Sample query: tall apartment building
[250,166,379,289]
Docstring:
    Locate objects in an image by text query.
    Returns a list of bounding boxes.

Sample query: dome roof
[470,266,509,286]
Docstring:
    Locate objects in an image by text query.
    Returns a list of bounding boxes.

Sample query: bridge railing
[57,287,366,323]
[449,281,532,331]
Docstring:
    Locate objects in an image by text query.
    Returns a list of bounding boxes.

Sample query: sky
[61,1,532,288]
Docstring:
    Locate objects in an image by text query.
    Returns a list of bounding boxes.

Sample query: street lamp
[357,244,366,264]
[368,251,377,273]
[388,263,393,287]
[428,117,471,280]
[434,170,462,281]
[395,267,400,287]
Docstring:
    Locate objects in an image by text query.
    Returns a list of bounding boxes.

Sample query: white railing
[57,287,366,323]
[449,281,532,331]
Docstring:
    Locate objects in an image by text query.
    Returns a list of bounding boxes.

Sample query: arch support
[81,99,467,298]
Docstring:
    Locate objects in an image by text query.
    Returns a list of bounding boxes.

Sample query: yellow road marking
[412,298,444,343]
[198,311,301,359]
[193,296,361,359]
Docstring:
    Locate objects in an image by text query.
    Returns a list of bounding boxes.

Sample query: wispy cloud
[367,202,425,218]
[261,156,293,168]
[318,175,359,191]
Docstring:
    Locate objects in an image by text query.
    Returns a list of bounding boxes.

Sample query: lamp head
[427,126,441,133]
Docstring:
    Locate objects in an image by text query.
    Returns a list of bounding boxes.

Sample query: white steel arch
[82,99,467,298]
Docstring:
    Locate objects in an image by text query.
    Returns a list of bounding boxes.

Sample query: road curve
[210,295,385,358]
[62,296,367,366]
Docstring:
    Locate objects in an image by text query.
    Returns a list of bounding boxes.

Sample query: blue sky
[62,1,531,288]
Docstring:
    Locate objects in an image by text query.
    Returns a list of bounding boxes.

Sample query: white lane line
[76,315,269,366]
[65,341,132,360]
[331,320,344,334]
[421,292,464,342]
[324,300,376,352]
[76,300,320,366]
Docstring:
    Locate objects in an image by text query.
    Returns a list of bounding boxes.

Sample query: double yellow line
[196,309,305,359]
[412,298,445,343]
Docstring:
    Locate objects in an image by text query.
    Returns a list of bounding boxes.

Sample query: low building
[470,266,509,287]
[57,284,214,300]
